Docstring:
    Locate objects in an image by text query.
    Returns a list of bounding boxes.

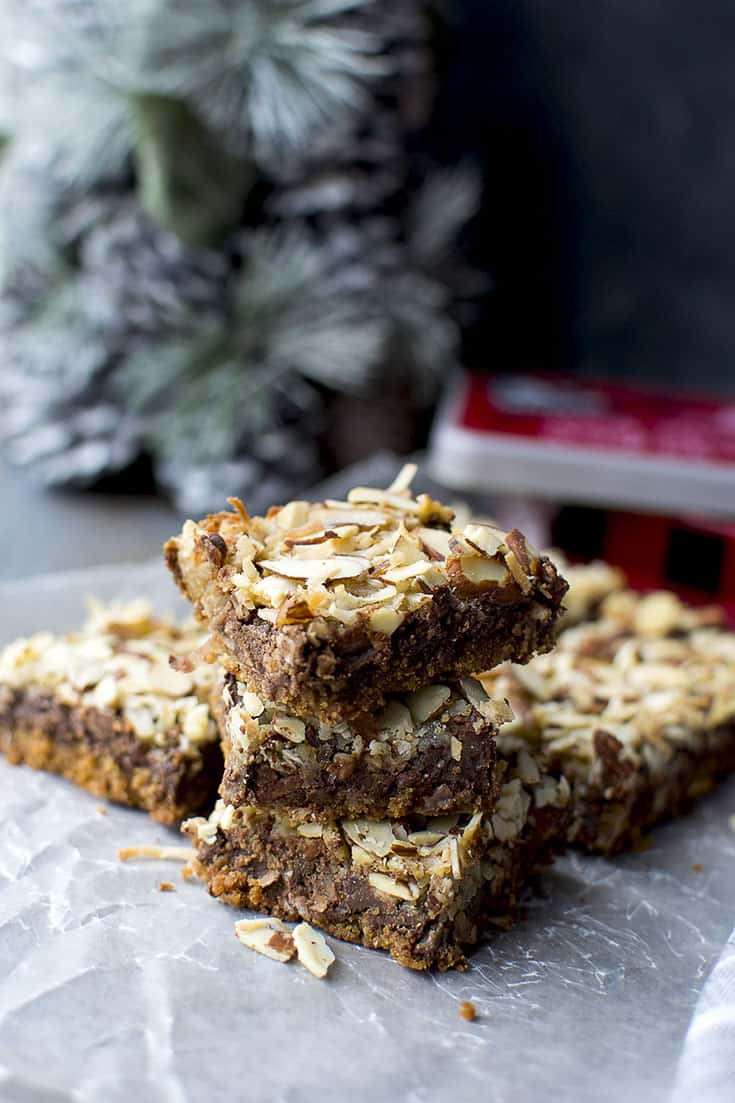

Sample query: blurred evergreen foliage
[0,0,479,511]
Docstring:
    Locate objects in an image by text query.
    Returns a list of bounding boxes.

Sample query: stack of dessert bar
[0,600,222,823]
[166,466,571,969]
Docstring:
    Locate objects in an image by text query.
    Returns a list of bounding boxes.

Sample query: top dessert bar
[165,466,567,721]
[483,590,735,854]
[0,600,222,823]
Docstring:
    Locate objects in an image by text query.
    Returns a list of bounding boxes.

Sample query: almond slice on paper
[235,918,296,963]
[292,923,335,978]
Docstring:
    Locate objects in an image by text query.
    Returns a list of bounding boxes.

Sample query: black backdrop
[429,0,735,392]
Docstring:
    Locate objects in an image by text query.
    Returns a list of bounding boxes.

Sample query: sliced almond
[450,736,462,761]
[382,560,436,585]
[369,607,404,635]
[377,700,414,737]
[417,527,453,559]
[368,872,418,901]
[342,819,395,857]
[449,836,462,879]
[406,684,452,726]
[272,714,306,743]
[406,829,446,846]
[460,678,514,724]
[346,487,423,513]
[446,550,508,592]
[148,663,195,697]
[293,922,335,978]
[321,505,390,527]
[118,844,195,862]
[235,918,296,963]
[239,690,265,718]
[517,748,541,784]
[390,839,418,855]
[462,523,506,557]
[504,528,540,573]
[258,555,370,582]
[283,528,339,547]
[504,549,533,593]
[296,822,324,838]
[275,501,310,531]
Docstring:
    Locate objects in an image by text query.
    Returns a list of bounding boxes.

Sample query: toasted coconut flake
[227,497,250,523]
[118,845,195,862]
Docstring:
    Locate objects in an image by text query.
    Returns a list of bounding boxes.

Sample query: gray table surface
[0,462,183,583]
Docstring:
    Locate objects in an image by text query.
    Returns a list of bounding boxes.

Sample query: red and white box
[429,372,735,616]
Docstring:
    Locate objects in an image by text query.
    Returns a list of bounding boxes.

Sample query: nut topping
[235,918,296,963]
[292,922,335,978]
[170,467,555,634]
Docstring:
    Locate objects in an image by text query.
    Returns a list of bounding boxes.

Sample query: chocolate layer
[0,688,222,824]
[218,673,507,819]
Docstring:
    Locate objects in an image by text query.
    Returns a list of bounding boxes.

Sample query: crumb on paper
[118,844,196,862]
[691,863,703,873]
[181,864,195,881]
[459,1000,477,1022]
[95,805,108,815]
[159,881,176,892]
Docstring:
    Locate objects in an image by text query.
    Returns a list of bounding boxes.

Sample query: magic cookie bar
[483,592,735,854]
[219,672,512,820]
[549,552,626,628]
[165,466,567,721]
[0,601,223,823]
[185,745,570,971]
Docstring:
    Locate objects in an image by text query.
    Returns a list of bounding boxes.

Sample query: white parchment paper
[0,561,734,1103]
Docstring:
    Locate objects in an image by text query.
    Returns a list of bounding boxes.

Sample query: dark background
[432,0,735,390]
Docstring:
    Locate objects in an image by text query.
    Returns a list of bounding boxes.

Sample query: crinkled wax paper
[1,560,734,1103]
